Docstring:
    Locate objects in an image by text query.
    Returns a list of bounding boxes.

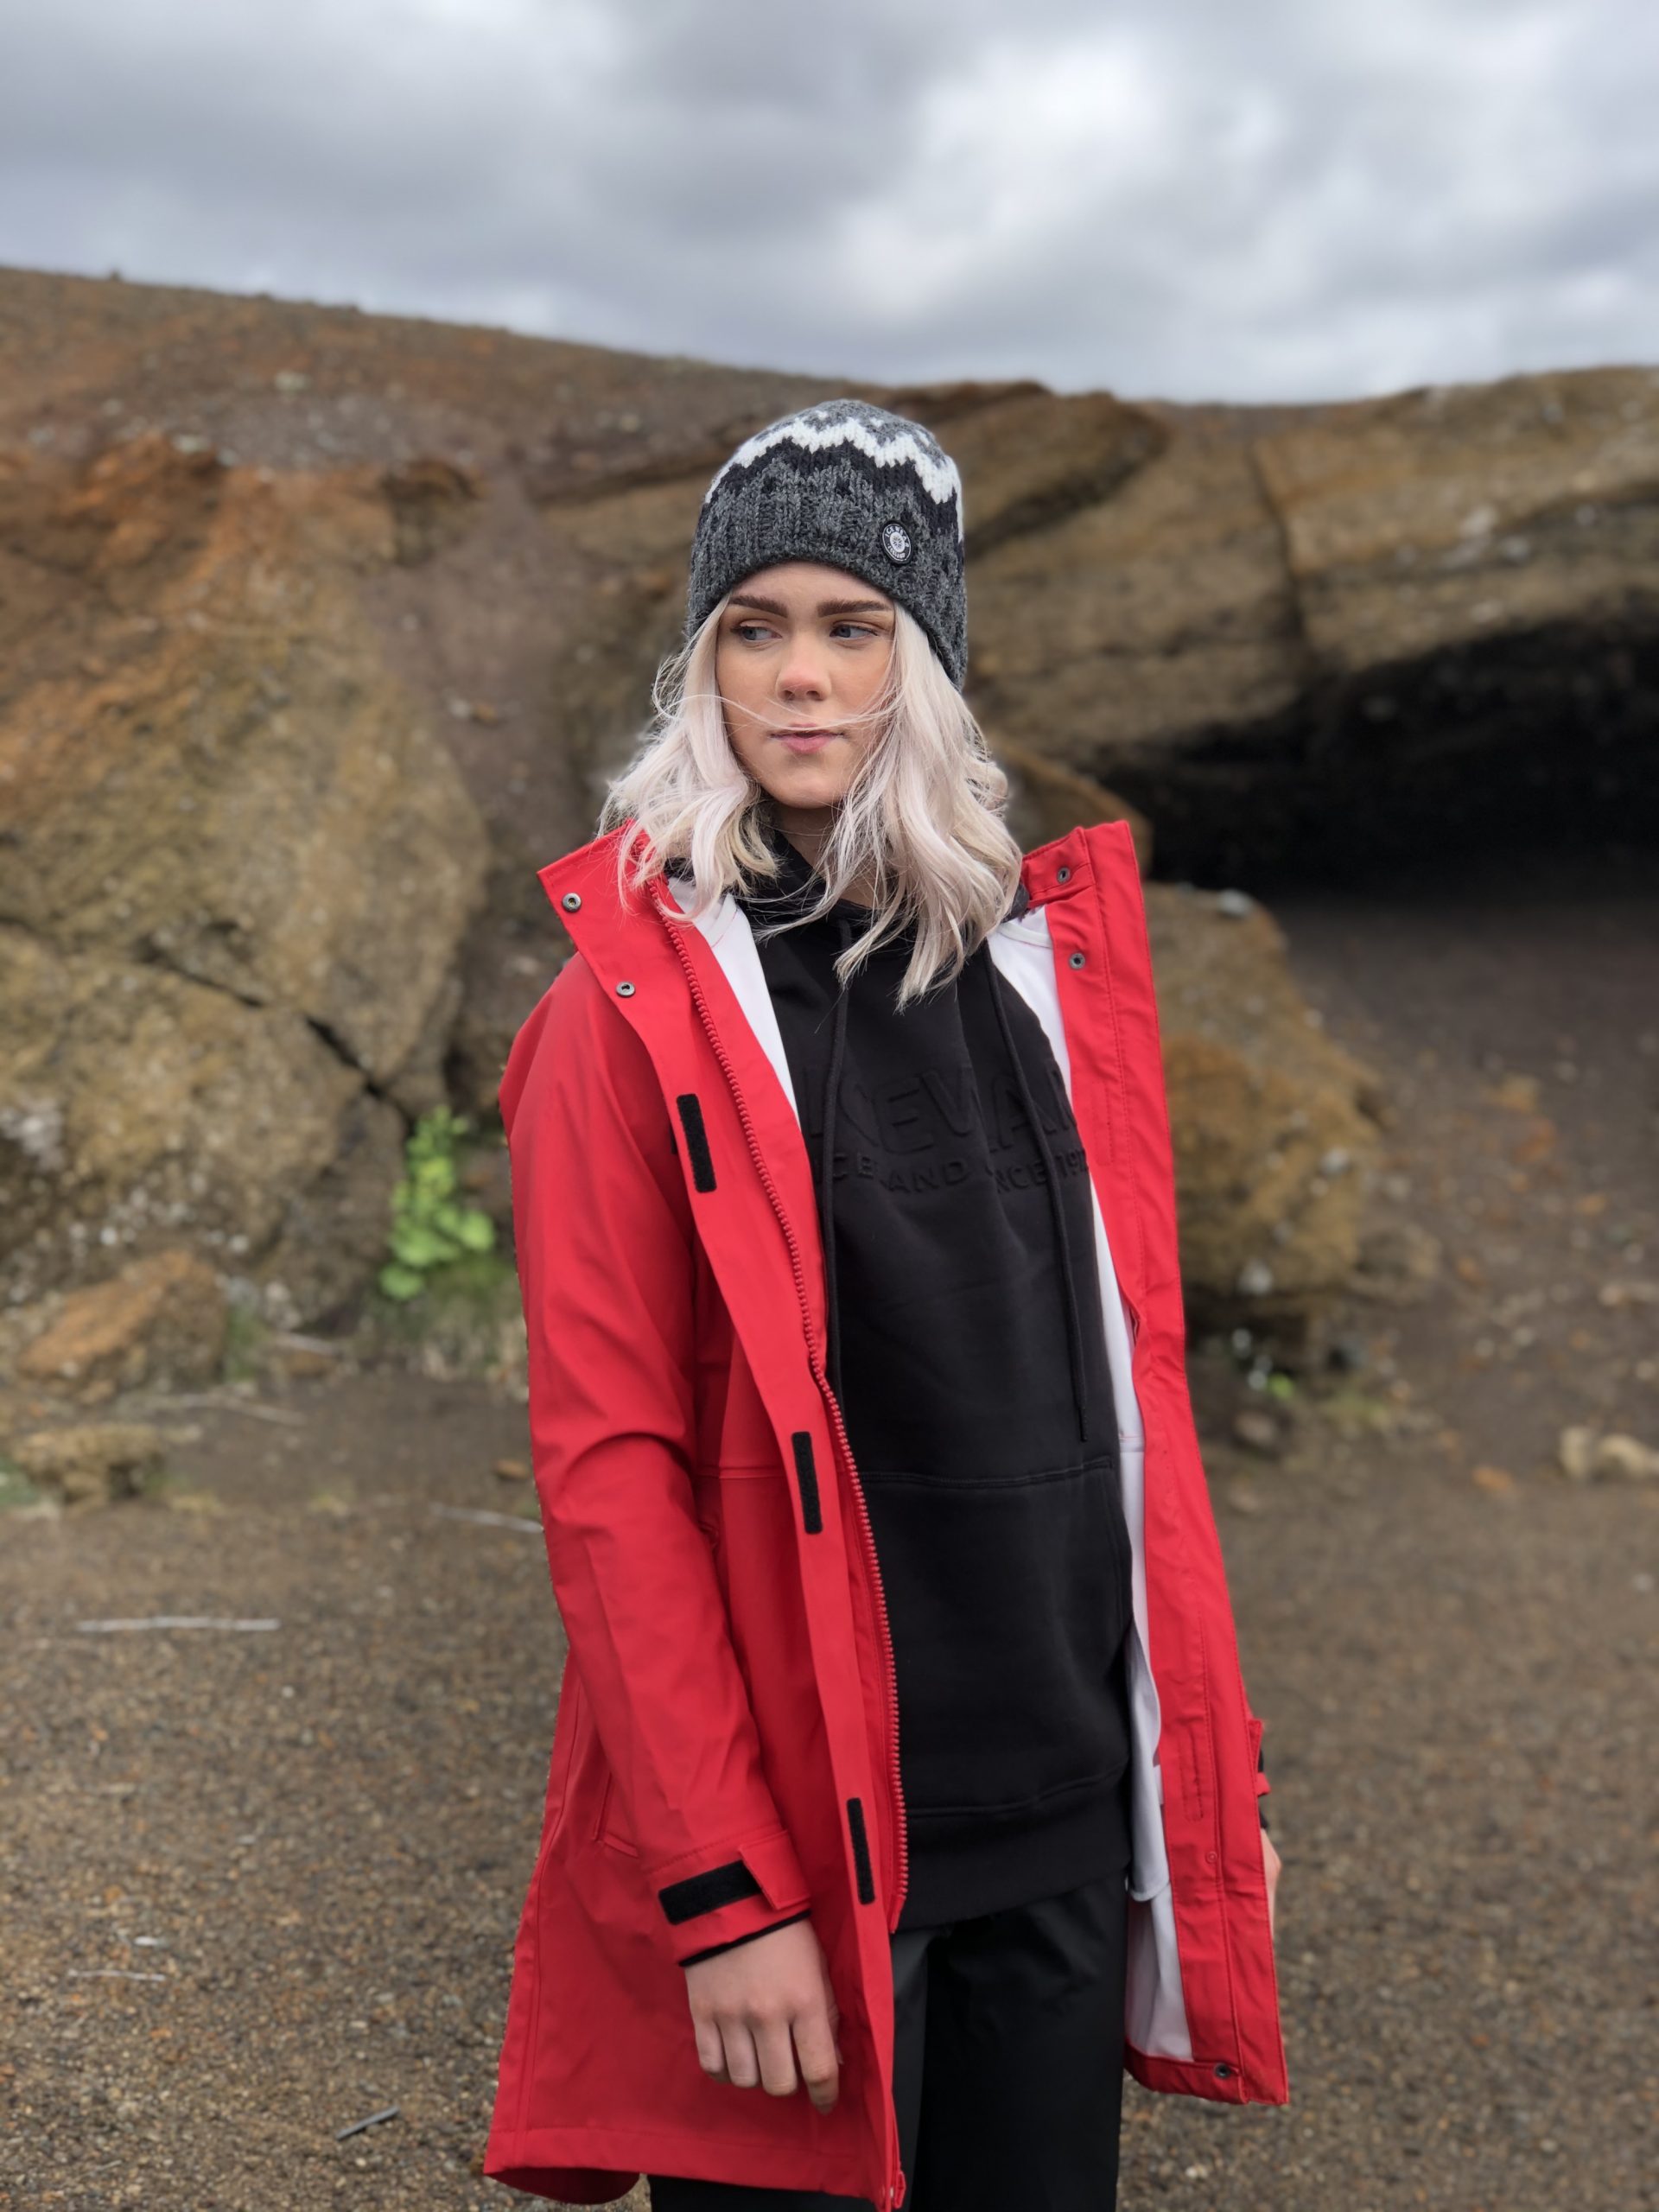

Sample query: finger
[692,2012,729,2082]
[792,2004,842,2114]
[753,2011,803,2099]
[720,2018,761,2091]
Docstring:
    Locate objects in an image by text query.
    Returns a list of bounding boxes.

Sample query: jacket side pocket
[543,1658,588,1846]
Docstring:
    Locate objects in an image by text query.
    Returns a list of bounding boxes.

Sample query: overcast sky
[3,0,1656,403]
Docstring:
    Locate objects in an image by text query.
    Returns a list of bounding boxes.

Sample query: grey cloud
[0,0,1654,400]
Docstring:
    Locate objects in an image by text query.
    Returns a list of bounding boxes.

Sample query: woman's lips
[772,728,842,754]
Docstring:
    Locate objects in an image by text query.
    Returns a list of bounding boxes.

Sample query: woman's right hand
[683,1917,843,2114]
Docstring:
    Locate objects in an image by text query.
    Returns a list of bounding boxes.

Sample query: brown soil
[3,843,1656,2212]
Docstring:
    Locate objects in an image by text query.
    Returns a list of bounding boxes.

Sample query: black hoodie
[731,823,1135,1932]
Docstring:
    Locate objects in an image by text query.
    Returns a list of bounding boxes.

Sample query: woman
[483,399,1286,2212]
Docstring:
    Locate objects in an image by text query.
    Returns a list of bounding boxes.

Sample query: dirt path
[3,851,1656,2212]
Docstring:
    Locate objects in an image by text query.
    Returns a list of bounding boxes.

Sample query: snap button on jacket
[483,817,1287,2210]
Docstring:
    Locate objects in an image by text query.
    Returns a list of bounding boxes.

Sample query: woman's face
[715,561,895,822]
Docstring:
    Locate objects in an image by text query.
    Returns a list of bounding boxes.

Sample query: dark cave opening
[1104,619,1659,897]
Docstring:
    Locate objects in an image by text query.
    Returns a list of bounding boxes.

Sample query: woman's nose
[778,645,830,699]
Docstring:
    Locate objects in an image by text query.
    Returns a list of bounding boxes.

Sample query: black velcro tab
[791,1431,822,1534]
[658,1856,763,1926]
[675,1094,716,1192]
[846,1797,876,1904]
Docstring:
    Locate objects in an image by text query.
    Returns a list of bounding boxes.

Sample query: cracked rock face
[0,434,487,1080]
[0,925,406,1323]
[0,433,486,1323]
[4,270,1649,1344]
[969,370,1659,880]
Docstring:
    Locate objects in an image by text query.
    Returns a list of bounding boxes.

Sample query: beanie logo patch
[879,519,913,564]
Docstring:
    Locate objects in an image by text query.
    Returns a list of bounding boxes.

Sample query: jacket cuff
[677,1907,813,1968]
[645,1826,812,1967]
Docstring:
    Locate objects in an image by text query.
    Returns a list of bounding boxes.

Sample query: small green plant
[221,1300,270,1383]
[379,1107,498,1302]
[0,1453,43,1513]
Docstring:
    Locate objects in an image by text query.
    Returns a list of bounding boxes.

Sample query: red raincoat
[484,816,1287,2209]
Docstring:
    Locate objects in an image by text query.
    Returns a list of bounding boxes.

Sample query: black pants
[648,1868,1129,2212]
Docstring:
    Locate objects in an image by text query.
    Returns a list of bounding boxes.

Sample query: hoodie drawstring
[983,951,1090,1446]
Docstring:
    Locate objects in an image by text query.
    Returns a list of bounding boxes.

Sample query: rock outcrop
[1,266,1652,1342]
[0,424,486,1323]
[1141,884,1384,1341]
[13,1248,227,1401]
[10,1421,167,1510]
[0,913,407,1327]
[971,372,1659,880]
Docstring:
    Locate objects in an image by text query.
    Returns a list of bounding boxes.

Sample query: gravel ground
[3,845,1656,2212]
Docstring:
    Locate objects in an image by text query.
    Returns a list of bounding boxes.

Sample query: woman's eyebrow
[728,592,893,618]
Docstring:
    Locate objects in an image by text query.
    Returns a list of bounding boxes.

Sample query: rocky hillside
[2,265,1653,1348]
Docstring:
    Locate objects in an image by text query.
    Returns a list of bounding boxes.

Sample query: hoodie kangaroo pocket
[861,1453,1132,1824]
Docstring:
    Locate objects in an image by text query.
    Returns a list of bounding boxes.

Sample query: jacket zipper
[658,912,911,1919]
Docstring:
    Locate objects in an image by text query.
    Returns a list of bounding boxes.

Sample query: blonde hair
[600,589,1023,1005]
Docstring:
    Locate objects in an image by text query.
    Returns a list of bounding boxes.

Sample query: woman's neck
[772,804,877,908]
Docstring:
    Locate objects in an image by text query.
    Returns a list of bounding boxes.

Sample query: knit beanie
[685,397,968,688]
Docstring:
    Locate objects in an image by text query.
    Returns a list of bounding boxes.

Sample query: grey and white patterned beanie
[685,397,968,687]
